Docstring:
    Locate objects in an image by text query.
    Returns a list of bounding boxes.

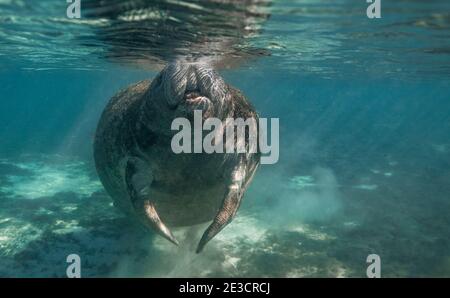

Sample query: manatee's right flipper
[125,158,179,246]
[196,159,249,253]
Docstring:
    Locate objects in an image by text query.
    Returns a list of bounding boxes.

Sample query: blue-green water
[0,0,449,277]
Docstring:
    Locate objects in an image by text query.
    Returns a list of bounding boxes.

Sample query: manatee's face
[154,62,231,120]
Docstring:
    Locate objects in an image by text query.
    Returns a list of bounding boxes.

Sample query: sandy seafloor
[1,150,449,277]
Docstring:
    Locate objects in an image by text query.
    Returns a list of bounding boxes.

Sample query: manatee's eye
[152,73,163,88]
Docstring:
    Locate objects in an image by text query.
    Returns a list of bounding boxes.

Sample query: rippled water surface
[0,0,449,277]
[2,0,450,76]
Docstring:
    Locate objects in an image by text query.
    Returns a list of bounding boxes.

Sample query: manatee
[94,61,260,252]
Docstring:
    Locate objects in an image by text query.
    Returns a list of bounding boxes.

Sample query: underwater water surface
[0,0,450,277]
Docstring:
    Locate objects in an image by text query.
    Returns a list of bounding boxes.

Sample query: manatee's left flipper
[196,159,251,253]
[133,199,179,246]
[125,158,179,246]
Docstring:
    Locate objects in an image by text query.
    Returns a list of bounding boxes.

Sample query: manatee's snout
[161,61,228,115]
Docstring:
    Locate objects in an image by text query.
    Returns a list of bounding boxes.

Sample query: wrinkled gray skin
[94,61,260,252]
